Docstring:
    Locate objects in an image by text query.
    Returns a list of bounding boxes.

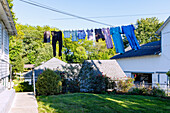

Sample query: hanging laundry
[86,29,94,40]
[121,25,140,50]
[63,30,71,38]
[95,28,105,42]
[51,31,63,57]
[72,30,78,41]
[110,27,125,53]
[77,30,86,39]
[102,28,113,49]
[44,31,50,43]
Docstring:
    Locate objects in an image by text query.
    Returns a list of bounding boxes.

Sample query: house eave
[112,54,161,60]
[0,0,17,35]
[156,16,170,35]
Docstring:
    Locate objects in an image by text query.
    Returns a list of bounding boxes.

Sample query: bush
[117,78,134,92]
[130,87,166,97]
[166,71,170,77]
[36,69,62,95]
[14,81,33,92]
[152,87,166,97]
[90,74,116,93]
[62,64,81,93]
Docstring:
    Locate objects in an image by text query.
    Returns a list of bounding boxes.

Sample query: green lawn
[37,93,170,113]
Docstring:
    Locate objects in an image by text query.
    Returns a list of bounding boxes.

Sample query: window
[3,29,9,55]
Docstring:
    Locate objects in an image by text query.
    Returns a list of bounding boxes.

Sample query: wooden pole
[32,68,36,96]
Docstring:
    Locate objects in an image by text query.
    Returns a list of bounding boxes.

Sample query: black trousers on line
[51,31,62,57]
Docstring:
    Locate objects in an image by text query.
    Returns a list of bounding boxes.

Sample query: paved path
[9,92,38,113]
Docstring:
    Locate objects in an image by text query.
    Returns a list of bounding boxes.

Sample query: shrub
[61,64,81,93]
[117,78,134,92]
[166,71,170,77]
[36,69,62,95]
[14,81,33,92]
[151,87,166,97]
[130,87,166,97]
[89,74,116,93]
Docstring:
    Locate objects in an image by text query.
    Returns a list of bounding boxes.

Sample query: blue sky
[13,0,170,30]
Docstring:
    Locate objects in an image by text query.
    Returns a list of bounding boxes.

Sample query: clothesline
[44,24,141,57]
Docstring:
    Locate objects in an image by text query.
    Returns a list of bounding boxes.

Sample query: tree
[9,38,24,73]
[135,17,164,44]
[88,40,116,60]
[13,54,24,73]
[7,0,17,23]
[35,44,53,66]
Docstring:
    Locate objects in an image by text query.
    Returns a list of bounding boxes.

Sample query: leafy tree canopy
[135,17,164,44]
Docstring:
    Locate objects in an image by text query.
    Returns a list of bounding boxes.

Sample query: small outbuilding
[23,57,67,84]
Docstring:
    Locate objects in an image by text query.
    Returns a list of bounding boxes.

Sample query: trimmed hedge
[36,69,62,95]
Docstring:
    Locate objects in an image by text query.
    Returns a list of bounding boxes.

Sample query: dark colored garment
[95,29,105,42]
[122,25,140,50]
[51,31,63,57]
[110,27,125,53]
[44,31,50,43]
[77,30,86,39]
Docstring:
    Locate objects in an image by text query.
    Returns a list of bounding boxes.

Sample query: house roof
[0,0,17,35]
[23,57,67,78]
[35,57,67,70]
[110,41,161,59]
[156,16,170,35]
[83,60,126,79]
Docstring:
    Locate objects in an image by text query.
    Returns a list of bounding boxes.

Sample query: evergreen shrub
[36,69,62,95]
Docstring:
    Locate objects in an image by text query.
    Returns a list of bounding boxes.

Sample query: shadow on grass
[37,93,170,113]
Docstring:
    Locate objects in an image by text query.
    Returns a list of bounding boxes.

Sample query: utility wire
[19,0,113,26]
[53,12,170,20]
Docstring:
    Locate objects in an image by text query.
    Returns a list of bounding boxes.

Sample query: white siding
[117,55,170,72]
[0,22,10,89]
[116,19,170,88]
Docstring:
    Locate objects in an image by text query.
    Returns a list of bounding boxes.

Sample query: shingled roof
[110,41,161,59]
[23,57,67,78]
[83,60,126,79]
[35,57,67,70]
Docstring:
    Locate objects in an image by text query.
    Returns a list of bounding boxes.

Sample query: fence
[135,83,170,95]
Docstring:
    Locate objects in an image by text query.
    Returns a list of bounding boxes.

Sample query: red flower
[102,75,104,77]
[135,74,137,78]
[124,76,126,77]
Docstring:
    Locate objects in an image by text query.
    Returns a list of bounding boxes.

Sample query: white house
[0,0,17,113]
[111,16,170,89]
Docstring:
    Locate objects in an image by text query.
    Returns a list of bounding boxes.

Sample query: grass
[37,93,170,113]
